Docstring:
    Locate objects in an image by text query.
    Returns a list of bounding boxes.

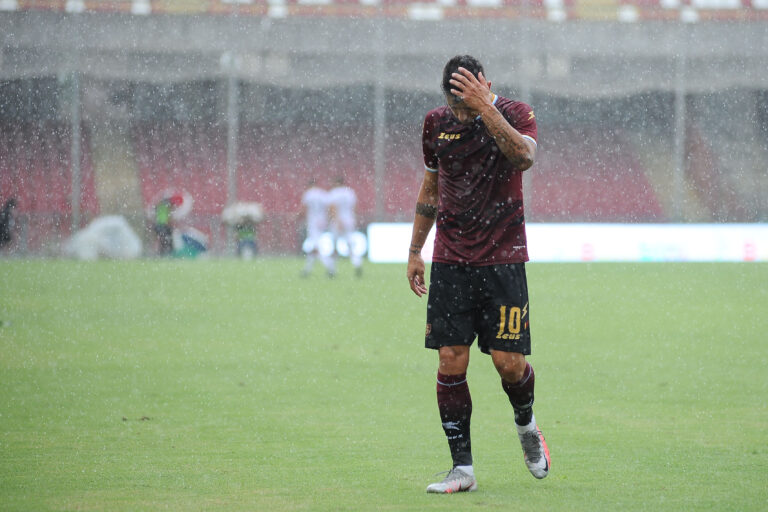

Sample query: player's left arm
[477,106,536,171]
[449,67,536,171]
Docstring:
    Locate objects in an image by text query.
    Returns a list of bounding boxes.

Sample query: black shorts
[425,262,531,355]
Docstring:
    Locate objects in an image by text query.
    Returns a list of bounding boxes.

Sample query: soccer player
[300,178,335,277]
[407,55,550,493]
[327,176,363,277]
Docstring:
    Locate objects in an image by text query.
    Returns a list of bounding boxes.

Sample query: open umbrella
[221,202,265,225]
[172,226,208,258]
[147,188,194,220]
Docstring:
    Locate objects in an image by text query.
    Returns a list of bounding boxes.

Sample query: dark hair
[442,55,484,99]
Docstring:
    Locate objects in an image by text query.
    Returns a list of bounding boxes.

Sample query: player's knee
[492,352,526,381]
[438,346,469,374]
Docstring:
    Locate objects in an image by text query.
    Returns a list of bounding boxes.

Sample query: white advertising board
[366,223,768,263]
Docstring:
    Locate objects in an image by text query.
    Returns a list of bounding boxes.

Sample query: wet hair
[441,55,484,100]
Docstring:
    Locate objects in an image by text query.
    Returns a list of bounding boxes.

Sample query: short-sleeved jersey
[422,95,537,266]
[327,186,357,222]
[302,186,330,232]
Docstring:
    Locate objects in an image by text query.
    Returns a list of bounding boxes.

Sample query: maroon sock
[436,372,473,466]
[501,362,535,425]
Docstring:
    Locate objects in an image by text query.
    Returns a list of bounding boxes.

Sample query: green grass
[1,259,766,511]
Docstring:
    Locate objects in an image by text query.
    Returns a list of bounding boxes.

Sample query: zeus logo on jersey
[438,132,462,140]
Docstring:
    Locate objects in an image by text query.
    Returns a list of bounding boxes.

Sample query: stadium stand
[0,111,755,255]
[381,127,424,219]
[2,0,766,256]
[131,119,664,253]
[684,124,750,222]
[134,121,228,215]
[0,122,99,252]
[134,121,372,252]
[529,128,664,222]
[3,0,767,20]
[131,120,430,253]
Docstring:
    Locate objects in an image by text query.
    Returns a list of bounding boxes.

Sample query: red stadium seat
[0,121,98,252]
[529,129,663,222]
[129,120,671,252]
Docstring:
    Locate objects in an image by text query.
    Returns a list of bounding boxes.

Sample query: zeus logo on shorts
[496,303,528,340]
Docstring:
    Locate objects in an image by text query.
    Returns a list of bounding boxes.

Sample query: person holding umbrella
[154,194,183,256]
[221,202,265,260]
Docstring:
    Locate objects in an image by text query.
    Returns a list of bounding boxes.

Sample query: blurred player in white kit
[301,178,336,277]
[328,176,363,277]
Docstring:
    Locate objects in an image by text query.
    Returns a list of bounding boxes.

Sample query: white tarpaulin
[64,215,143,261]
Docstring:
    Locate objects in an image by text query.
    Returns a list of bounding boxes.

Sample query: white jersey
[328,185,357,232]
[302,186,329,238]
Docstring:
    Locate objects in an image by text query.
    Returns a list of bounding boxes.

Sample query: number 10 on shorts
[496,304,527,340]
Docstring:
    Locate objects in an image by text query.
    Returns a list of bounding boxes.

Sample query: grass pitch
[1,259,766,511]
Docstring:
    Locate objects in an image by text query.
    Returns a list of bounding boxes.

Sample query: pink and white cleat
[517,420,550,479]
[426,467,478,493]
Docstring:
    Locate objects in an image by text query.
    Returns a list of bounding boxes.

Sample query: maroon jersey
[422,95,537,265]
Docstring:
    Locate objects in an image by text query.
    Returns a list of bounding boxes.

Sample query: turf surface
[1,259,766,511]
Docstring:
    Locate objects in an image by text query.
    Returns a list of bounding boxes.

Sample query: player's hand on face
[449,67,492,113]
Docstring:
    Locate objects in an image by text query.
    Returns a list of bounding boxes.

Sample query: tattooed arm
[448,66,536,171]
[407,170,439,297]
[476,105,536,171]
